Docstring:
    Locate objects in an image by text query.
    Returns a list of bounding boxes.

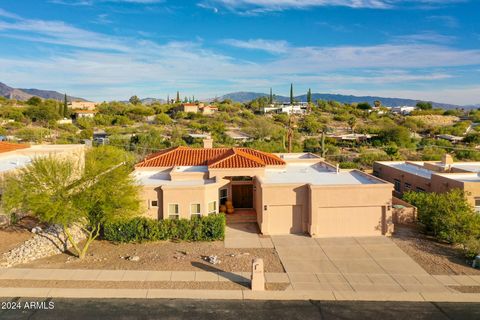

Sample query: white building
[391,106,416,115]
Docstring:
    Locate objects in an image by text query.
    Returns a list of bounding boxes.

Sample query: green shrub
[103,214,226,243]
[403,189,480,258]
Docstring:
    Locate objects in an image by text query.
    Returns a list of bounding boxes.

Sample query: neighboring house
[373,154,480,210]
[69,101,98,111]
[56,118,73,125]
[178,103,218,115]
[328,133,375,143]
[74,110,97,119]
[0,142,86,213]
[199,105,218,115]
[134,142,394,237]
[225,130,252,143]
[391,106,416,115]
[179,103,199,113]
[436,134,464,143]
[261,104,307,115]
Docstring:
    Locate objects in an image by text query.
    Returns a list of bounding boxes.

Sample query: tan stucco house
[373,154,480,210]
[134,144,394,237]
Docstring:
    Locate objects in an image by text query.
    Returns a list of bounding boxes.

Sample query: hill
[0,82,86,102]
[217,91,465,109]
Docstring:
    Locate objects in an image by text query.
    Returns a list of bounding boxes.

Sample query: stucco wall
[373,162,432,196]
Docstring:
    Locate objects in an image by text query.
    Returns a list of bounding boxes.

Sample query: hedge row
[103,214,226,243]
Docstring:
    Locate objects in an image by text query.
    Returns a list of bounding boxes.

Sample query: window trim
[208,201,217,215]
[168,203,180,219]
[219,188,228,205]
[393,179,401,192]
[190,203,201,217]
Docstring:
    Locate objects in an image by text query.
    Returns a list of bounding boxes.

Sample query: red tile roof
[136,146,285,169]
[0,141,30,154]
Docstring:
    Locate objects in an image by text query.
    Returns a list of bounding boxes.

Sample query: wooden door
[232,185,253,208]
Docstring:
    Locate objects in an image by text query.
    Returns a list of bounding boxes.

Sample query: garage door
[269,205,303,235]
[316,206,384,237]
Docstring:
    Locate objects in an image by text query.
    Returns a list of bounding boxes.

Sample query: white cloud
[222,39,289,54]
[198,0,467,14]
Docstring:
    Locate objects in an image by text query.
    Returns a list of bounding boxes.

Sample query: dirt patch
[392,225,480,275]
[449,286,480,294]
[0,217,40,254]
[0,279,289,291]
[16,239,284,273]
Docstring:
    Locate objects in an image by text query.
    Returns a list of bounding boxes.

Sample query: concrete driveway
[272,235,452,293]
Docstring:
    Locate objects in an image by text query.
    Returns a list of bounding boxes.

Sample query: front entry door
[232,185,253,208]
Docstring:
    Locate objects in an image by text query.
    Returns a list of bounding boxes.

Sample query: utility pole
[290,83,294,105]
[321,130,326,158]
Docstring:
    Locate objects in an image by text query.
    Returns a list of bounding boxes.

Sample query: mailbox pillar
[251,258,265,291]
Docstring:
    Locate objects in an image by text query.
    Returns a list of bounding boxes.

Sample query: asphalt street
[1,298,479,320]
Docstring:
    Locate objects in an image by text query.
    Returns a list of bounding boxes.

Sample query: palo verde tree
[1,146,141,259]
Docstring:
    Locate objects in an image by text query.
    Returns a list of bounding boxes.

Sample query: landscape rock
[0,224,87,268]
[204,255,220,265]
[127,255,140,262]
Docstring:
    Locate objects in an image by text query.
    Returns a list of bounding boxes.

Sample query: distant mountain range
[0,82,86,102]
[217,91,471,109]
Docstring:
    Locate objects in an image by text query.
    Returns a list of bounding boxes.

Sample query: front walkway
[272,235,456,293]
[224,223,274,249]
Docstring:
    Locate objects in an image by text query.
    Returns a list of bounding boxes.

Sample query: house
[373,154,480,210]
[436,134,464,143]
[391,106,416,115]
[199,105,218,115]
[261,104,307,115]
[179,103,199,113]
[225,130,252,143]
[69,101,98,111]
[328,133,375,143]
[134,142,394,237]
[56,118,73,125]
[74,110,97,119]
[0,142,86,215]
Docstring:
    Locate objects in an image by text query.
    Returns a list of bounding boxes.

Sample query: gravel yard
[392,225,480,275]
[16,239,285,273]
[0,218,36,255]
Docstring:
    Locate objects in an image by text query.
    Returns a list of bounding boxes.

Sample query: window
[416,187,425,193]
[394,179,401,192]
[168,204,179,219]
[208,201,217,215]
[404,183,411,191]
[219,189,228,205]
[475,198,480,212]
[190,203,201,218]
[151,200,158,207]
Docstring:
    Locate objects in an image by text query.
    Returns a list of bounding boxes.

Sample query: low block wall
[392,197,417,225]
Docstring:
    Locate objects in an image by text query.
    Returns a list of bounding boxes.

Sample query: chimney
[442,154,454,166]
[203,138,213,149]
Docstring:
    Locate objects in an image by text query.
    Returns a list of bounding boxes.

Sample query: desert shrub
[339,161,358,169]
[103,214,226,243]
[403,189,480,258]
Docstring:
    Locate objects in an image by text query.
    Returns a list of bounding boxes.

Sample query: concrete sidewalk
[0,268,290,284]
[1,287,480,302]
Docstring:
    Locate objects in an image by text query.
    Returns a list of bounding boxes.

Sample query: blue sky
[0,0,479,104]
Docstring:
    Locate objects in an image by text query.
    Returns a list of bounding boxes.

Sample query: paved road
[1,298,479,320]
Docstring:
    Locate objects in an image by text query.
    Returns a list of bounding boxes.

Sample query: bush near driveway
[403,189,480,259]
[103,214,226,243]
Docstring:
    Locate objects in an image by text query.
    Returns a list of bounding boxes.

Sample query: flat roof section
[0,155,32,173]
[378,162,433,179]
[263,163,382,185]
